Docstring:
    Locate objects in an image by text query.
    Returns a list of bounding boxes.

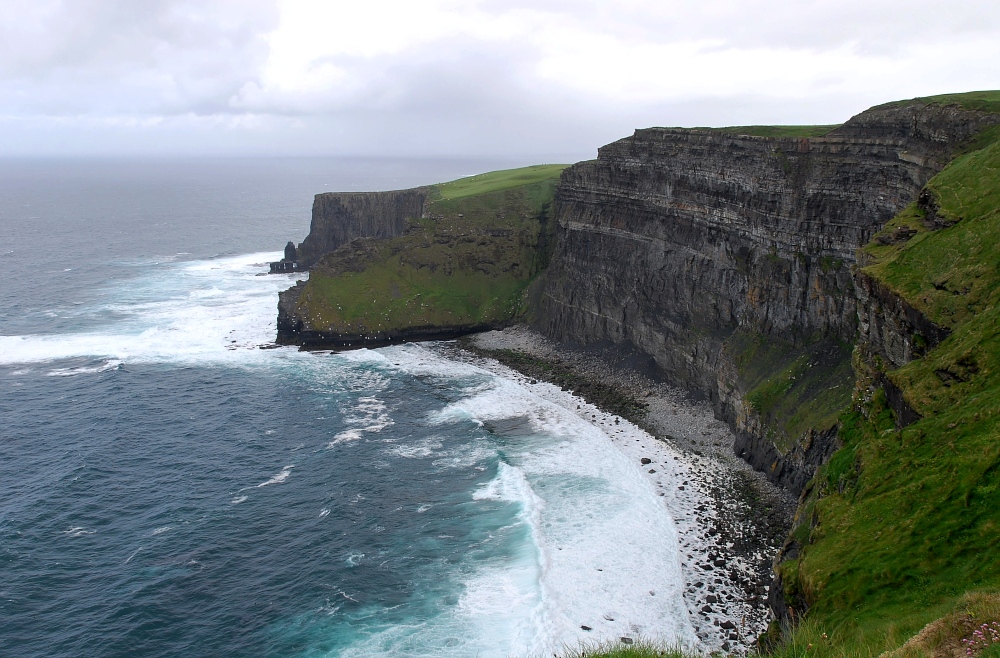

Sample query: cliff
[296,189,430,269]
[271,92,1000,655]
[533,99,1000,493]
[763,100,1000,655]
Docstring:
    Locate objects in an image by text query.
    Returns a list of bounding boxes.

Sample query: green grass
[553,639,692,658]
[880,90,1000,115]
[429,164,568,201]
[864,134,1000,330]
[301,259,530,331]
[700,125,840,138]
[768,123,1000,657]
[292,166,563,335]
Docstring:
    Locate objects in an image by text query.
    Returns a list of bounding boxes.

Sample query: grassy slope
[881,90,1000,115]
[728,332,854,454]
[430,164,567,200]
[769,126,1000,658]
[294,165,566,334]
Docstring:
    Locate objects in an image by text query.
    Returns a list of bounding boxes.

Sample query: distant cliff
[276,165,564,348]
[295,189,429,270]
[533,100,1000,493]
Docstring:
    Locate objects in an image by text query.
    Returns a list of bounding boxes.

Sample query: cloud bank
[1,0,998,157]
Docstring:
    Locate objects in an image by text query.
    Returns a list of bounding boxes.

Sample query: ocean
[0,157,704,657]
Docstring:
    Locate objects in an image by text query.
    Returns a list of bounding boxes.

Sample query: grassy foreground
[555,640,691,658]
[291,165,566,335]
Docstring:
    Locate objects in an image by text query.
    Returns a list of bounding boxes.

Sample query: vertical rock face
[296,189,429,269]
[535,102,999,487]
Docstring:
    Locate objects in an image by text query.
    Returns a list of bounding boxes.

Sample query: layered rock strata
[296,189,428,269]
[534,102,1000,491]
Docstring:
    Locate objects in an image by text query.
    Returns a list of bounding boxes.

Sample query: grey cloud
[478,0,999,54]
[0,0,278,114]
[0,0,998,157]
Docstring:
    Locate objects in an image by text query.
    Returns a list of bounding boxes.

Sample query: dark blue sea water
[0,158,695,657]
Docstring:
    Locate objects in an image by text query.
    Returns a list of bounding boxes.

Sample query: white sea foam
[328,430,363,446]
[230,495,248,504]
[0,251,307,368]
[326,395,394,447]
[386,437,442,459]
[325,344,700,656]
[257,465,293,487]
[151,526,173,536]
[62,527,96,537]
[46,360,122,376]
[402,348,697,653]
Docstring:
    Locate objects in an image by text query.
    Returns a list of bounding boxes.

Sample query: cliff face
[534,102,1000,491]
[296,189,429,269]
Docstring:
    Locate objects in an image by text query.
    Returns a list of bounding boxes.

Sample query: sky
[1,0,998,158]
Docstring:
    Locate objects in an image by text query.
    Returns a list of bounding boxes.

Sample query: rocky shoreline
[434,325,796,652]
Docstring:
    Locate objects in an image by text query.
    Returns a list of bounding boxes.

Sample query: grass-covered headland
[286,165,565,342]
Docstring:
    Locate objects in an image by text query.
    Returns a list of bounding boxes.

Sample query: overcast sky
[2,0,998,158]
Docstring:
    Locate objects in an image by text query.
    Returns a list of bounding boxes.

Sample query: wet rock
[640,457,652,465]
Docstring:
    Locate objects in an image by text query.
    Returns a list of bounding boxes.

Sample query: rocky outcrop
[534,101,999,489]
[854,271,951,371]
[295,189,429,269]
[733,424,841,495]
